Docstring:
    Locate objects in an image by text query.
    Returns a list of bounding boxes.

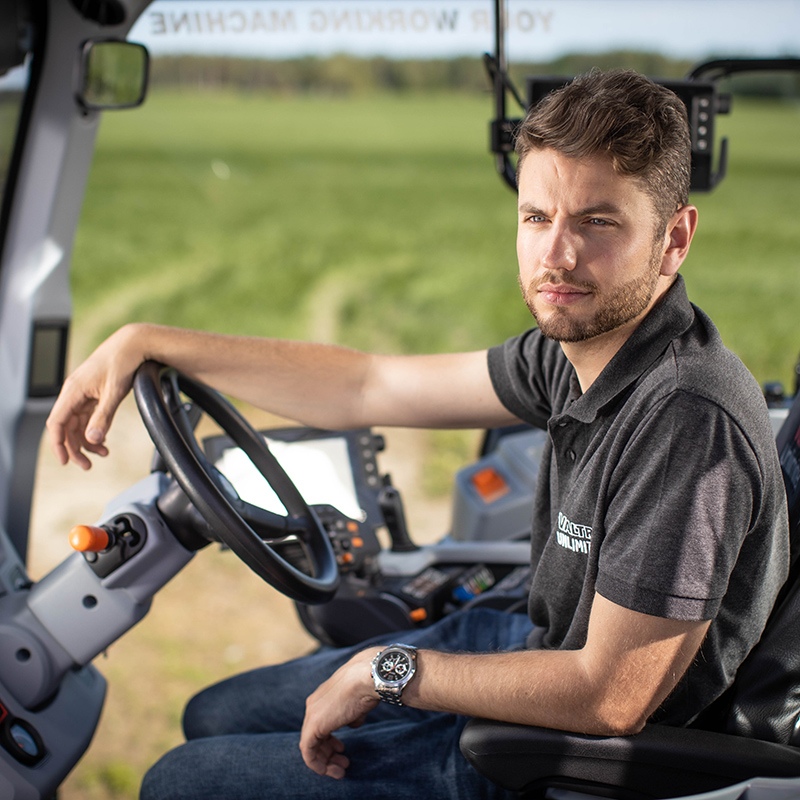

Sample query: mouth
[536,282,592,307]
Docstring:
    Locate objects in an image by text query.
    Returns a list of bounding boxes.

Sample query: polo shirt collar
[563,275,695,424]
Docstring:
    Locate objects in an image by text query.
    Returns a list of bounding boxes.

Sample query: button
[9,567,30,591]
[9,725,39,757]
[1,718,45,766]
[567,449,576,462]
[470,467,510,504]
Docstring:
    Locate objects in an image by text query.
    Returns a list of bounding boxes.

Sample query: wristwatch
[371,644,418,706]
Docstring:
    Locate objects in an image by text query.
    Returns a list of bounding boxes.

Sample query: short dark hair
[516,69,691,231]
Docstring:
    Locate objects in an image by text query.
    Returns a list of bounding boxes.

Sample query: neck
[562,275,675,393]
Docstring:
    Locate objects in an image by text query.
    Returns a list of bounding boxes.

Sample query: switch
[1,717,45,766]
[69,525,111,553]
[470,467,510,504]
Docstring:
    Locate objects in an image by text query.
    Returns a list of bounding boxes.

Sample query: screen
[214,434,366,522]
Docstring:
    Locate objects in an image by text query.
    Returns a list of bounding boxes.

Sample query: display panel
[210,431,367,522]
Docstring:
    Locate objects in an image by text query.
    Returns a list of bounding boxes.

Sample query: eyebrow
[518,201,623,217]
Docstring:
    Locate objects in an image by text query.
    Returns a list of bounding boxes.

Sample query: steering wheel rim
[133,360,339,604]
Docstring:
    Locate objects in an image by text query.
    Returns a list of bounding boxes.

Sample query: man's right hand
[46,324,146,470]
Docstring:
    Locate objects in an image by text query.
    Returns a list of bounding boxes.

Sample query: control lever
[68,516,148,577]
[378,480,418,552]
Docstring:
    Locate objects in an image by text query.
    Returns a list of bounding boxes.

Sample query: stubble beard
[520,249,663,343]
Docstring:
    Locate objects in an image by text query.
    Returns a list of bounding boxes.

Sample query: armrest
[460,719,800,799]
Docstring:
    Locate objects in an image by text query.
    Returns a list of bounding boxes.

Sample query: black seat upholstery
[460,391,800,799]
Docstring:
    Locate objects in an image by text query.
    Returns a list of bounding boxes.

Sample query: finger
[60,415,109,469]
[300,733,345,776]
[47,396,99,467]
[323,744,350,780]
[49,430,69,466]
[63,437,93,471]
[85,392,122,447]
[46,408,74,466]
[325,753,349,780]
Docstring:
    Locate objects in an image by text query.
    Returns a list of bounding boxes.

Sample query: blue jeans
[140,608,534,799]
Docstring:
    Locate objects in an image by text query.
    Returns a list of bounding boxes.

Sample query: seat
[460,389,800,799]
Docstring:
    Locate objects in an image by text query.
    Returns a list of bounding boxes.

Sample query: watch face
[376,651,412,683]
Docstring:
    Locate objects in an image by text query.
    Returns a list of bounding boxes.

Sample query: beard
[519,248,663,343]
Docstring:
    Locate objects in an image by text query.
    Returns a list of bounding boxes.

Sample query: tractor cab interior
[0,1,799,798]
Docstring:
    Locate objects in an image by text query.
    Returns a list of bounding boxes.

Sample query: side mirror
[76,39,148,111]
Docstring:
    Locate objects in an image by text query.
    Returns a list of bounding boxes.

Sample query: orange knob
[69,525,110,553]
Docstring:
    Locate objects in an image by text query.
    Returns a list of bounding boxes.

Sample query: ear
[660,205,698,277]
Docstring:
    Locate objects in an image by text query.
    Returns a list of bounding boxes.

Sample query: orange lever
[69,525,110,553]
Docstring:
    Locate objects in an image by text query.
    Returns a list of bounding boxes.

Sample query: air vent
[69,0,126,27]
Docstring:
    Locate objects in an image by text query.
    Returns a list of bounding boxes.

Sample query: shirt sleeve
[487,329,573,429]
[595,390,763,621]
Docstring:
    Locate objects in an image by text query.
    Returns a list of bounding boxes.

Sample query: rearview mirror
[77,40,148,111]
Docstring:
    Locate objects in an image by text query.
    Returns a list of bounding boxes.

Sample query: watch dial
[377,652,410,681]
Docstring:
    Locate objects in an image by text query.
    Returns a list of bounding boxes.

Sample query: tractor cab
[0,1,799,798]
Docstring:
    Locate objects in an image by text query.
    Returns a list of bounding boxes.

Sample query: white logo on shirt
[556,511,592,555]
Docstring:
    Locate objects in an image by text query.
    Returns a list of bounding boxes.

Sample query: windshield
[0,61,30,211]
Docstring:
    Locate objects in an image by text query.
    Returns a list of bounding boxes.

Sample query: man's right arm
[46,323,521,469]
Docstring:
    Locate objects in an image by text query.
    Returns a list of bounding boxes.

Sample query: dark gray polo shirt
[488,276,789,725]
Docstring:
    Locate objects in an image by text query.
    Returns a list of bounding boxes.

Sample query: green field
[73,89,800,389]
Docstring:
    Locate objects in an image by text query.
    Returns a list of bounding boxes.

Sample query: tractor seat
[460,388,800,799]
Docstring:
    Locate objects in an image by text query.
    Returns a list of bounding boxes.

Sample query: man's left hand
[299,649,380,779]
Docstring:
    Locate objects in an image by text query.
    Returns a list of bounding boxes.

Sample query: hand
[299,649,380,779]
[46,324,146,469]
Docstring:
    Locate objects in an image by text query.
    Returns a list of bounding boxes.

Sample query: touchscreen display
[214,434,366,522]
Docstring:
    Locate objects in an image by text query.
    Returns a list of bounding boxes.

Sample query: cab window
[0,60,30,210]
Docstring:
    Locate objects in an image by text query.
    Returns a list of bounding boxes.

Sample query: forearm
[123,323,515,430]
[403,648,650,736]
[129,323,374,429]
[401,598,709,735]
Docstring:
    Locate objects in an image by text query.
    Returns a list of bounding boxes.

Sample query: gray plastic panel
[450,429,546,542]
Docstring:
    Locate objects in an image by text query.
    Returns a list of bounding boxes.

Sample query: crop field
[38,87,800,798]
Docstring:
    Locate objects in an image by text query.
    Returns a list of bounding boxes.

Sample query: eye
[587,217,613,227]
[522,214,546,224]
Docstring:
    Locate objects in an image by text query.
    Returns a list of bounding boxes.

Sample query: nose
[541,221,578,272]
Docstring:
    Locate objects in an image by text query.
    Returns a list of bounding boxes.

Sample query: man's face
[516,148,666,344]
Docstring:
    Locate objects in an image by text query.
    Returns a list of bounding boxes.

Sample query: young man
[47,70,788,799]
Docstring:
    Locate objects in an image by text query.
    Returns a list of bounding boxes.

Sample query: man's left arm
[299,593,710,778]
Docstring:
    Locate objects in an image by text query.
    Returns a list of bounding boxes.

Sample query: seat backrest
[715,392,800,744]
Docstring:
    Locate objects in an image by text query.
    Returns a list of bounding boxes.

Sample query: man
[47,70,788,799]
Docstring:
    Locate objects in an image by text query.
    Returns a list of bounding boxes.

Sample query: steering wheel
[133,360,339,604]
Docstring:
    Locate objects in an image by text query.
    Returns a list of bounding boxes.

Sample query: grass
[683,98,800,387]
[73,91,528,357]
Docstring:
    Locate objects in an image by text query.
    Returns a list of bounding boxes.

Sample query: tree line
[148,52,800,98]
